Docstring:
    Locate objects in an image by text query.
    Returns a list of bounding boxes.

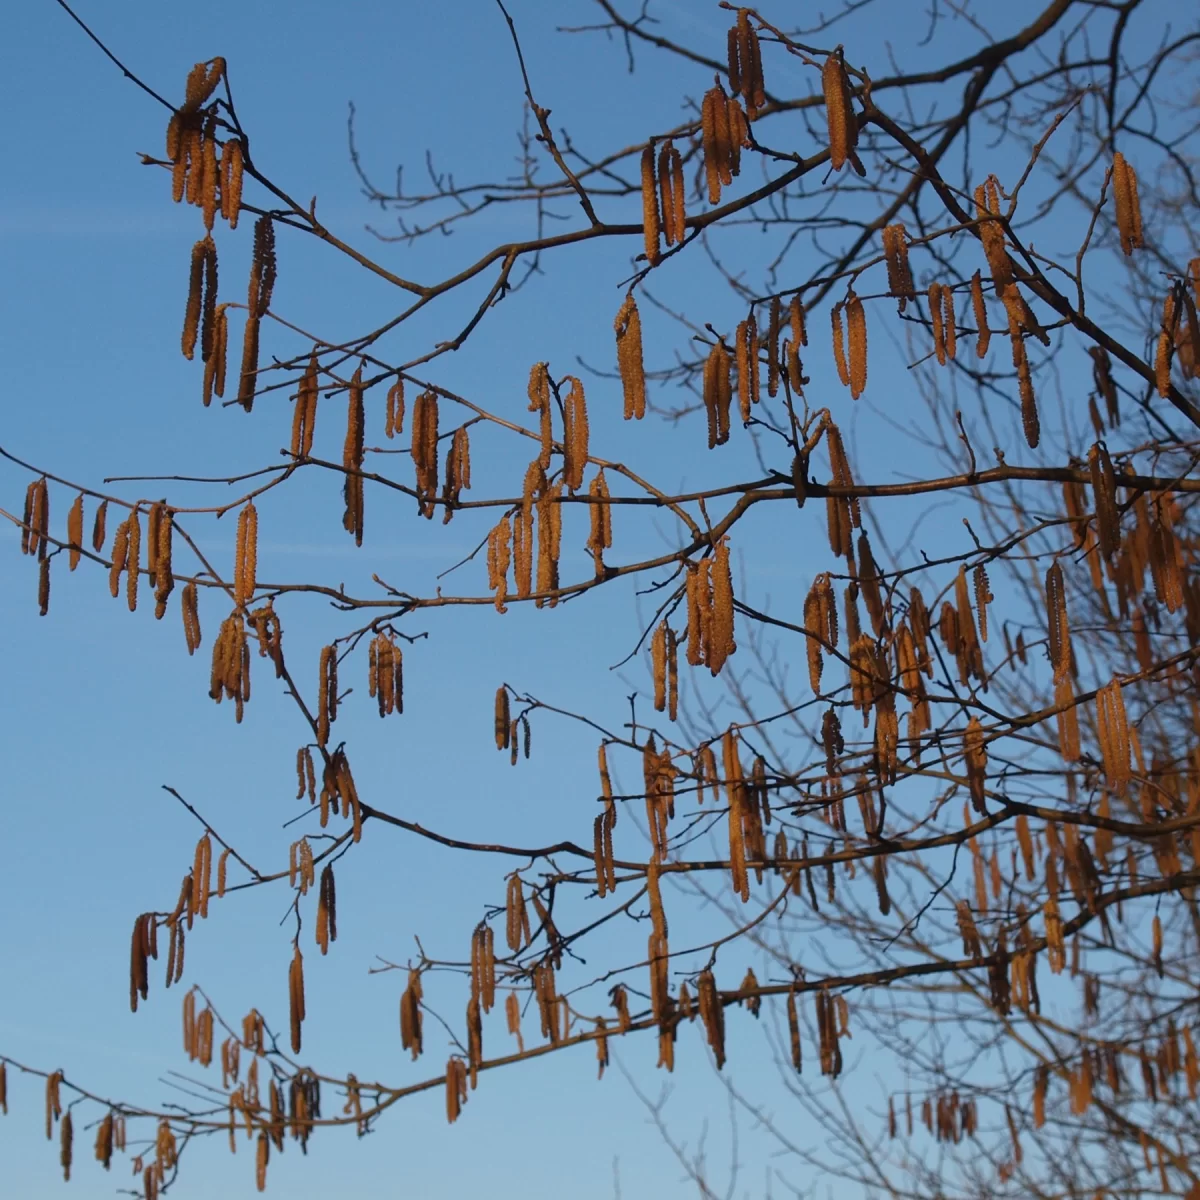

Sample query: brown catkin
[1045,563,1070,682]
[701,85,735,205]
[846,293,867,398]
[385,378,405,439]
[494,686,511,751]
[641,146,660,265]
[293,355,319,459]
[234,502,257,608]
[615,294,646,420]
[709,538,736,675]
[66,493,84,570]
[219,138,243,228]
[411,388,439,519]
[1156,290,1176,398]
[1111,152,1144,255]
[91,498,108,553]
[344,366,367,539]
[735,313,759,423]
[1008,308,1039,447]
[181,581,202,654]
[821,54,857,172]
[317,644,337,747]
[941,284,957,361]
[882,223,915,302]
[831,302,850,387]
[658,141,685,246]
[703,339,732,448]
[528,362,553,471]
[651,621,667,712]
[288,947,305,1054]
[202,303,228,406]
[562,376,589,492]
[970,270,991,357]
[182,238,207,361]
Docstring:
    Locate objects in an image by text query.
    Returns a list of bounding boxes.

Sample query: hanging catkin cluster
[586,470,612,576]
[235,215,277,412]
[315,865,337,955]
[400,969,423,1060]
[21,477,49,558]
[701,83,748,206]
[650,620,679,720]
[928,282,958,365]
[804,573,838,692]
[210,612,250,721]
[167,60,240,230]
[561,376,589,492]
[882,223,916,304]
[727,9,765,118]
[614,295,646,420]
[441,426,471,521]
[735,312,760,421]
[821,53,860,173]
[181,235,218,364]
[385,377,405,438]
[704,338,733,448]
[412,388,440,517]
[487,513,512,610]
[291,354,319,458]
[685,539,736,675]
[148,502,175,619]
[343,366,366,542]
[317,644,338,747]
[368,631,403,717]
[824,421,861,558]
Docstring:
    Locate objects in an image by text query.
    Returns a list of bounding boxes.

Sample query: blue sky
[0,1,1173,1197]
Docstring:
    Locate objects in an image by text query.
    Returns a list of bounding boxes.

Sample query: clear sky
[0,2,1168,1197]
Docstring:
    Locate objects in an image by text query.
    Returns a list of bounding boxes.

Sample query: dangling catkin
[614,294,646,420]
[846,293,867,398]
[219,138,243,228]
[821,54,857,172]
[234,502,257,608]
[343,366,366,541]
[703,339,732,448]
[587,470,612,576]
[882,223,915,302]
[412,389,440,518]
[1156,289,1176,398]
[292,355,319,459]
[709,538,736,675]
[1096,677,1131,794]
[641,146,660,265]
[970,270,991,357]
[658,141,685,246]
[181,581,201,654]
[494,686,511,751]
[1008,308,1039,448]
[831,302,850,387]
[441,426,471,522]
[202,303,228,407]
[317,644,337,747]
[701,85,733,205]
[288,947,305,1053]
[728,10,765,117]
[562,376,589,492]
[385,377,405,439]
[735,313,759,422]
[1111,152,1144,255]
